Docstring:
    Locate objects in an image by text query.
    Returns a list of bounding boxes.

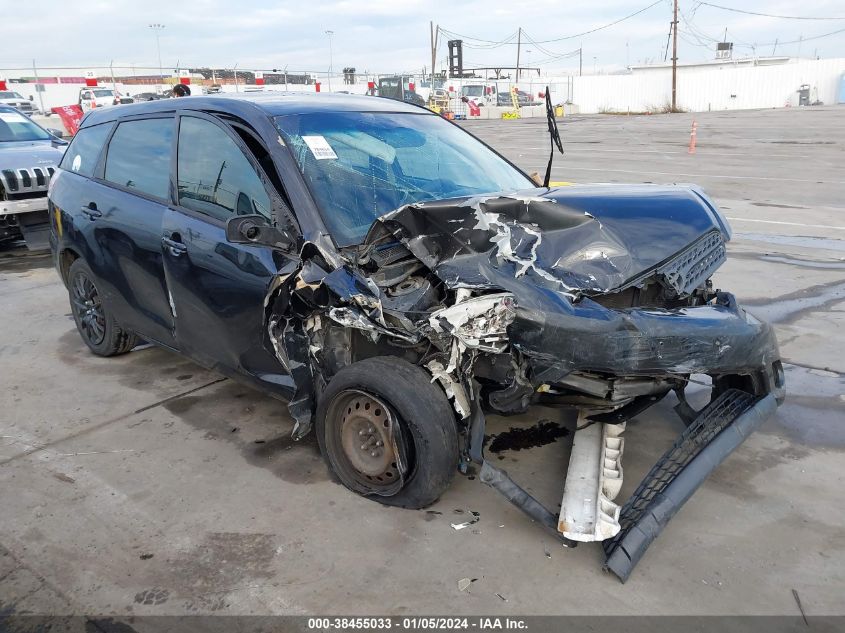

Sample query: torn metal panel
[366,186,731,299]
[427,359,471,419]
[429,293,515,354]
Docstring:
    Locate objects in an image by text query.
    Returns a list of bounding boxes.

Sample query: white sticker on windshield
[302,135,338,160]
[0,112,27,123]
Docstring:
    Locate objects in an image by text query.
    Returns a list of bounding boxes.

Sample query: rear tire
[316,356,460,509]
[68,258,137,357]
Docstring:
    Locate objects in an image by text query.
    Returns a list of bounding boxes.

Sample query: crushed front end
[267,185,784,582]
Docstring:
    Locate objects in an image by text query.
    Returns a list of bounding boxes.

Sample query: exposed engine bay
[263,187,784,582]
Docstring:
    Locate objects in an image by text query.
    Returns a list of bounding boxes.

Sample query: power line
[463,33,520,50]
[696,2,845,21]
[757,27,845,46]
[532,0,665,42]
[437,27,517,45]
[438,1,664,47]
[521,31,575,58]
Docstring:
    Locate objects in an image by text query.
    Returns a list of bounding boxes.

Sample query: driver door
[161,112,298,397]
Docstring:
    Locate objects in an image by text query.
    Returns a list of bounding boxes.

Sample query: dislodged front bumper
[511,291,783,396]
[475,291,783,581]
[603,389,778,582]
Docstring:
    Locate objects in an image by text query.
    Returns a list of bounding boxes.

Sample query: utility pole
[671,0,678,111]
[579,46,582,76]
[430,21,438,87]
[515,27,522,80]
[149,24,165,94]
[31,60,45,115]
[325,30,334,91]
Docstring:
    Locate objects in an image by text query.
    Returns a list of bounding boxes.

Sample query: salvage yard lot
[1,106,843,616]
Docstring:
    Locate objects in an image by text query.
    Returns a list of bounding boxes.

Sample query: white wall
[567,58,845,114]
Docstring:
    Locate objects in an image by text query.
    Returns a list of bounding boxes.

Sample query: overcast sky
[2,0,844,75]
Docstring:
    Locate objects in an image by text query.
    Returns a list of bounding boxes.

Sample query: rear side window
[177,116,271,221]
[60,123,111,177]
[104,118,173,199]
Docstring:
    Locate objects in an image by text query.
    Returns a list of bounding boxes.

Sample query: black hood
[365,184,730,298]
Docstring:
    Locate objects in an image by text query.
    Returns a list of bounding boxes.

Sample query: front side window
[176,116,271,222]
[104,118,173,198]
[59,122,112,175]
[274,111,533,246]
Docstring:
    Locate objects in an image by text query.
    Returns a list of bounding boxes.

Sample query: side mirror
[225,214,296,252]
[46,128,64,138]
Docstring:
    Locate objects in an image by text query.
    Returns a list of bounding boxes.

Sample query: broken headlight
[428,293,516,354]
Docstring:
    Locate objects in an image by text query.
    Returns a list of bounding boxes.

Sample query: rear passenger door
[161,112,296,392]
[91,115,178,347]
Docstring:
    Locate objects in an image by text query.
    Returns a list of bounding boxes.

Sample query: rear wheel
[316,356,459,509]
[68,259,137,357]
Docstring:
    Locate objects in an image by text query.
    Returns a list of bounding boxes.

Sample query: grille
[603,388,757,557]
[658,231,726,295]
[0,165,56,196]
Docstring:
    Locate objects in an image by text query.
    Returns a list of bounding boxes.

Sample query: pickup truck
[0,90,35,115]
[0,106,67,249]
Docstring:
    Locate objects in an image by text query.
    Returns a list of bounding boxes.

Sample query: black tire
[67,258,137,357]
[316,356,460,509]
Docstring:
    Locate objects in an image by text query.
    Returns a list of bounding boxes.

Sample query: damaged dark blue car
[48,93,784,582]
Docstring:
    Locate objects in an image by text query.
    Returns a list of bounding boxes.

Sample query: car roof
[80,92,431,128]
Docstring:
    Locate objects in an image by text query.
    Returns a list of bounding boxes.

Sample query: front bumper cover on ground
[603,389,778,582]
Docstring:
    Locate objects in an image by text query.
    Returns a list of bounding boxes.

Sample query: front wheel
[316,356,460,509]
[68,258,137,357]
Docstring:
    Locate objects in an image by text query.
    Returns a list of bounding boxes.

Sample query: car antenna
[542,86,564,188]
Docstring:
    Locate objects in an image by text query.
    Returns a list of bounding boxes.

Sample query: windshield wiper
[542,86,564,188]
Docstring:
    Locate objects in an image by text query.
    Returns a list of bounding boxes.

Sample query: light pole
[148,23,165,94]
[325,30,334,91]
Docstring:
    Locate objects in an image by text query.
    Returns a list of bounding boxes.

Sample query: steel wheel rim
[327,390,404,494]
[71,272,106,346]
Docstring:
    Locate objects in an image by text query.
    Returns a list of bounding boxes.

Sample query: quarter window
[177,116,271,222]
[59,122,112,177]
[104,118,173,199]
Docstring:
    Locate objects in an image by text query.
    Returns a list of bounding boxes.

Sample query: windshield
[275,111,532,246]
[0,110,50,142]
[92,89,114,97]
[462,86,484,97]
[0,92,24,100]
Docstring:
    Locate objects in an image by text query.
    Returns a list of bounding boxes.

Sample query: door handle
[80,202,102,220]
[162,235,187,256]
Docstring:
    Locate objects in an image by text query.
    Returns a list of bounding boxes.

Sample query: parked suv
[49,93,783,581]
[1,105,67,248]
[0,90,35,115]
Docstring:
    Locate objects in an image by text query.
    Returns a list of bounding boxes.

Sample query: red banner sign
[50,105,84,136]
